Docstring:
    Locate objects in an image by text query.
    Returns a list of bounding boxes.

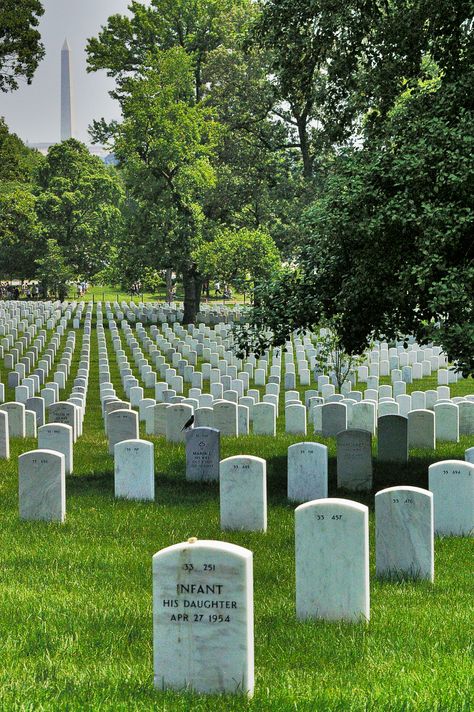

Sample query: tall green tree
[0,117,43,182]
[35,238,72,301]
[35,139,124,280]
[93,47,220,322]
[0,184,42,280]
[0,0,44,92]
[237,1,474,375]
[194,227,281,296]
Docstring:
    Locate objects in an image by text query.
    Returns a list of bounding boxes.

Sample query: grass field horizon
[0,318,472,711]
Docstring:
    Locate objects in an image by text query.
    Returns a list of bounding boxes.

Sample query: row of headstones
[105,298,248,326]
[1,302,78,369]
[0,317,77,442]
[152,460,472,697]
[0,300,65,362]
[16,314,92,519]
[312,401,474,444]
[103,316,450,422]
[0,308,92,464]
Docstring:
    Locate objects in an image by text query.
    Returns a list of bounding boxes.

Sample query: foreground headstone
[295,498,369,621]
[114,439,155,501]
[375,486,434,580]
[152,539,254,696]
[185,427,220,482]
[18,449,65,522]
[220,456,267,531]
[428,460,473,536]
[287,442,328,503]
[337,429,372,491]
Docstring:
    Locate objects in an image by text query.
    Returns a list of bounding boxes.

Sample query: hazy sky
[0,0,148,144]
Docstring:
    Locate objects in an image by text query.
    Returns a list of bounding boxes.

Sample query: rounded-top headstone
[152,539,254,696]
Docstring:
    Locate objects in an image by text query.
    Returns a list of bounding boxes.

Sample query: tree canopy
[236,2,474,375]
[0,0,44,92]
[35,139,124,280]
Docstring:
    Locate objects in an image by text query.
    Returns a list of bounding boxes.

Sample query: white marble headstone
[152,539,254,695]
[428,460,473,536]
[295,498,369,621]
[220,456,267,531]
[375,486,433,580]
[18,449,65,522]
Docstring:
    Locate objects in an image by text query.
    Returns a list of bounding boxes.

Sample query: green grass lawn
[0,323,472,711]
[69,283,247,307]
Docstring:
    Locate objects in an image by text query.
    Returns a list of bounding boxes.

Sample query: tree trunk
[296,115,313,179]
[165,268,173,303]
[182,266,202,325]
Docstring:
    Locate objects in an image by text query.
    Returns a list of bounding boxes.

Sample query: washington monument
[61,38,73,141]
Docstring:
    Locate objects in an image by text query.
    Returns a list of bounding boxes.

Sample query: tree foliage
[35,239,72,301]
[237,1,474,374]
[0,0,44,92]
[194,227,280,293]
[35,139,124,280]
[0,184,42,280]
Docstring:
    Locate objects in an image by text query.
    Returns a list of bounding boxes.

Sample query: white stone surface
[295,498,369,621]
[252,403,276,436]
[434,403,459,442]
[285,404,307,435]
[213,401,238,437]
[287,442,328,503]
[185,427,220,482]
[38,423,73,474]
[152,539,254,695]
[18,449,65,522]
[220,456,267,531]
[375,486,433,580]
[337,429,372,491]
[108,410,139,454]
[166,403,194,443]
[428,460,473,536]
[408,410,435,449]
[0,410,9,459]
[0,402,25,438]
[114,439,154,501]
[321,403,347,437]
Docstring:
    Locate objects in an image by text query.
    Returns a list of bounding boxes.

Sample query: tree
[35,239,72,301]
[194,227,281,297]
[35,139,124,280]
[0,0,44,92]
[235,44,474,375]
[91,47,220,322]
[0,184,42,280]
[0,118,43,182]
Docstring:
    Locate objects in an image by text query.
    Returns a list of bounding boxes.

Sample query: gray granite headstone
[185,427,220,482]
[321,403,347,438]
[337,429,373,491]
[377,415,408,464]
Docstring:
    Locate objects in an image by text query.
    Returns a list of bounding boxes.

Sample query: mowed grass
[0,323,472,711]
